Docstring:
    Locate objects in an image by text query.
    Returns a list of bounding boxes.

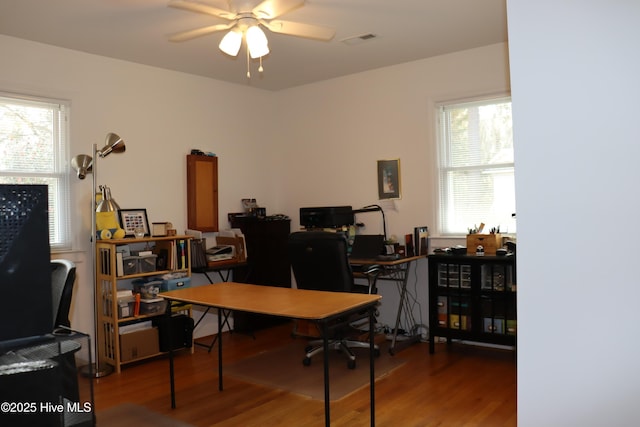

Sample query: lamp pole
[79,143,113,378]
[73,133,125,378]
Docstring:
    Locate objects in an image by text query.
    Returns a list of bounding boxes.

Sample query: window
[436,96,515,236]
[0,93,71,250]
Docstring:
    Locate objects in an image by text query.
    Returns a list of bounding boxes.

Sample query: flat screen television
[0,184,52,341]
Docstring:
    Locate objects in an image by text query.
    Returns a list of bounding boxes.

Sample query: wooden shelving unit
[95,235,192,373]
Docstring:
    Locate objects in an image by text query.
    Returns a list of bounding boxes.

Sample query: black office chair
[288,231,381,369]
[50,259,81,403]
[51,259,77,333]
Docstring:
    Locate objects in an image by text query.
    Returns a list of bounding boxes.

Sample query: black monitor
[0,184,52,341]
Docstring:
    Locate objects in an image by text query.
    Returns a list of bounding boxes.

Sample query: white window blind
[436,96,515,236]
[0,93,72,250]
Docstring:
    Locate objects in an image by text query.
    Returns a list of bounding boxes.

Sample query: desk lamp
[353,205,387,241]
[71,132,126,378]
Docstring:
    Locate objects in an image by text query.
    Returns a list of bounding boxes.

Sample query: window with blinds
[436,96,515,236]
[0,93,72,250]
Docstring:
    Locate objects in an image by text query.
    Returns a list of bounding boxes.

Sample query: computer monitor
[0,184,52,341]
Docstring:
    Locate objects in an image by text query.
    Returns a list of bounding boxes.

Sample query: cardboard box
[466,234,503,255]
[120,327,159,362]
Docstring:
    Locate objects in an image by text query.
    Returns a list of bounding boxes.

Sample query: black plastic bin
[153,314,194,352]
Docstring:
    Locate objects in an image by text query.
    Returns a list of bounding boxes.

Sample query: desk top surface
[161,282,380,321]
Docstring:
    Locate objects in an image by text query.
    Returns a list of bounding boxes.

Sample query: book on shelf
[153,240,176,270]
[177,239,188,270]
[116,252,124,277]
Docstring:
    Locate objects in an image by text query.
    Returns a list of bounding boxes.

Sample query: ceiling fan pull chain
[246,46,251,78]
[259,56,264,73]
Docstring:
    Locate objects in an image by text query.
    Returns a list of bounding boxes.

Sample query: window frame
[0,92,72,251]
[435,94,515,237]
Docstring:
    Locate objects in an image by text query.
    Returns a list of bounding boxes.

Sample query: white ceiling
[0,0,508,91]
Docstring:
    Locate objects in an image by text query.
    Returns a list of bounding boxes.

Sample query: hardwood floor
[93,322,516,426]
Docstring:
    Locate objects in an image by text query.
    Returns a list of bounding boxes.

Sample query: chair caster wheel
[347,360,356,370]
[303,357,311,366]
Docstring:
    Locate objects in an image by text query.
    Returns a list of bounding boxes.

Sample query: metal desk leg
[322,320,331,427]
[369,305,376,427]
[389,260,421,354]
[217,307,223,391]
[389,261,409,354]
[167,305,176,408]
[194,308,232,353]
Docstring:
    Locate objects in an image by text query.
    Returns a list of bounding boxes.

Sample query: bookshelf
[95,235,192,373]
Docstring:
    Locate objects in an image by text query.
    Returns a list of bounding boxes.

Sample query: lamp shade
[96,185,120,213]
[71,154,93,179]
[246,26,269,59]
[219,30,242,56]
[98,133,126,158]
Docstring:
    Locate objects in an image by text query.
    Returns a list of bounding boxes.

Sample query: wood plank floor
[93,322,516,426]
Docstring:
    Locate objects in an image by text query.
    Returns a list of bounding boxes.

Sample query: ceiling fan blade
[169,23,234,42]
[168,0,236,20]
[252,0,304,20]
[263,19,335,41]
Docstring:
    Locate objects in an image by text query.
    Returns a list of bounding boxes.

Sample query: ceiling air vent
[340,33,378,46]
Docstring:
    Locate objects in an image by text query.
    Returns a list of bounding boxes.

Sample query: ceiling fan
[168,0,336,77]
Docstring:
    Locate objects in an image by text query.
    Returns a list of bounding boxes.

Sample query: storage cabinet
[229,217,291,332]
[428,253,516,353]
[186,154,218,232]
[96,235,193,373]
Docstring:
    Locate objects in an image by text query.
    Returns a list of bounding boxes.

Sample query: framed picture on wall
[377,159,401,199]
[118,209,150,237]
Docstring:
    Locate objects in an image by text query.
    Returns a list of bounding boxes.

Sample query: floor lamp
[71,132,126,378]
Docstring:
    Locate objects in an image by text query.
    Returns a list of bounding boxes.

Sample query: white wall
[508,1,640,426]
[275,42,510,329]
[0,35,283,339]
[0,36,510,345]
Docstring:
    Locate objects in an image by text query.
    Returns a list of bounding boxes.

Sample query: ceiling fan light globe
[249,42,269,59]
[247,25,269,58]
[246,25,268,46]
[219,30,242,56]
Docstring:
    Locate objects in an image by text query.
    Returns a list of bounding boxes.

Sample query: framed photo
[377,159,401,200]
[118,209,150,237]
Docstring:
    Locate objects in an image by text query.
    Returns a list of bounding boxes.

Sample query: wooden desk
[350,255,425,354]
[161,283,381,427]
